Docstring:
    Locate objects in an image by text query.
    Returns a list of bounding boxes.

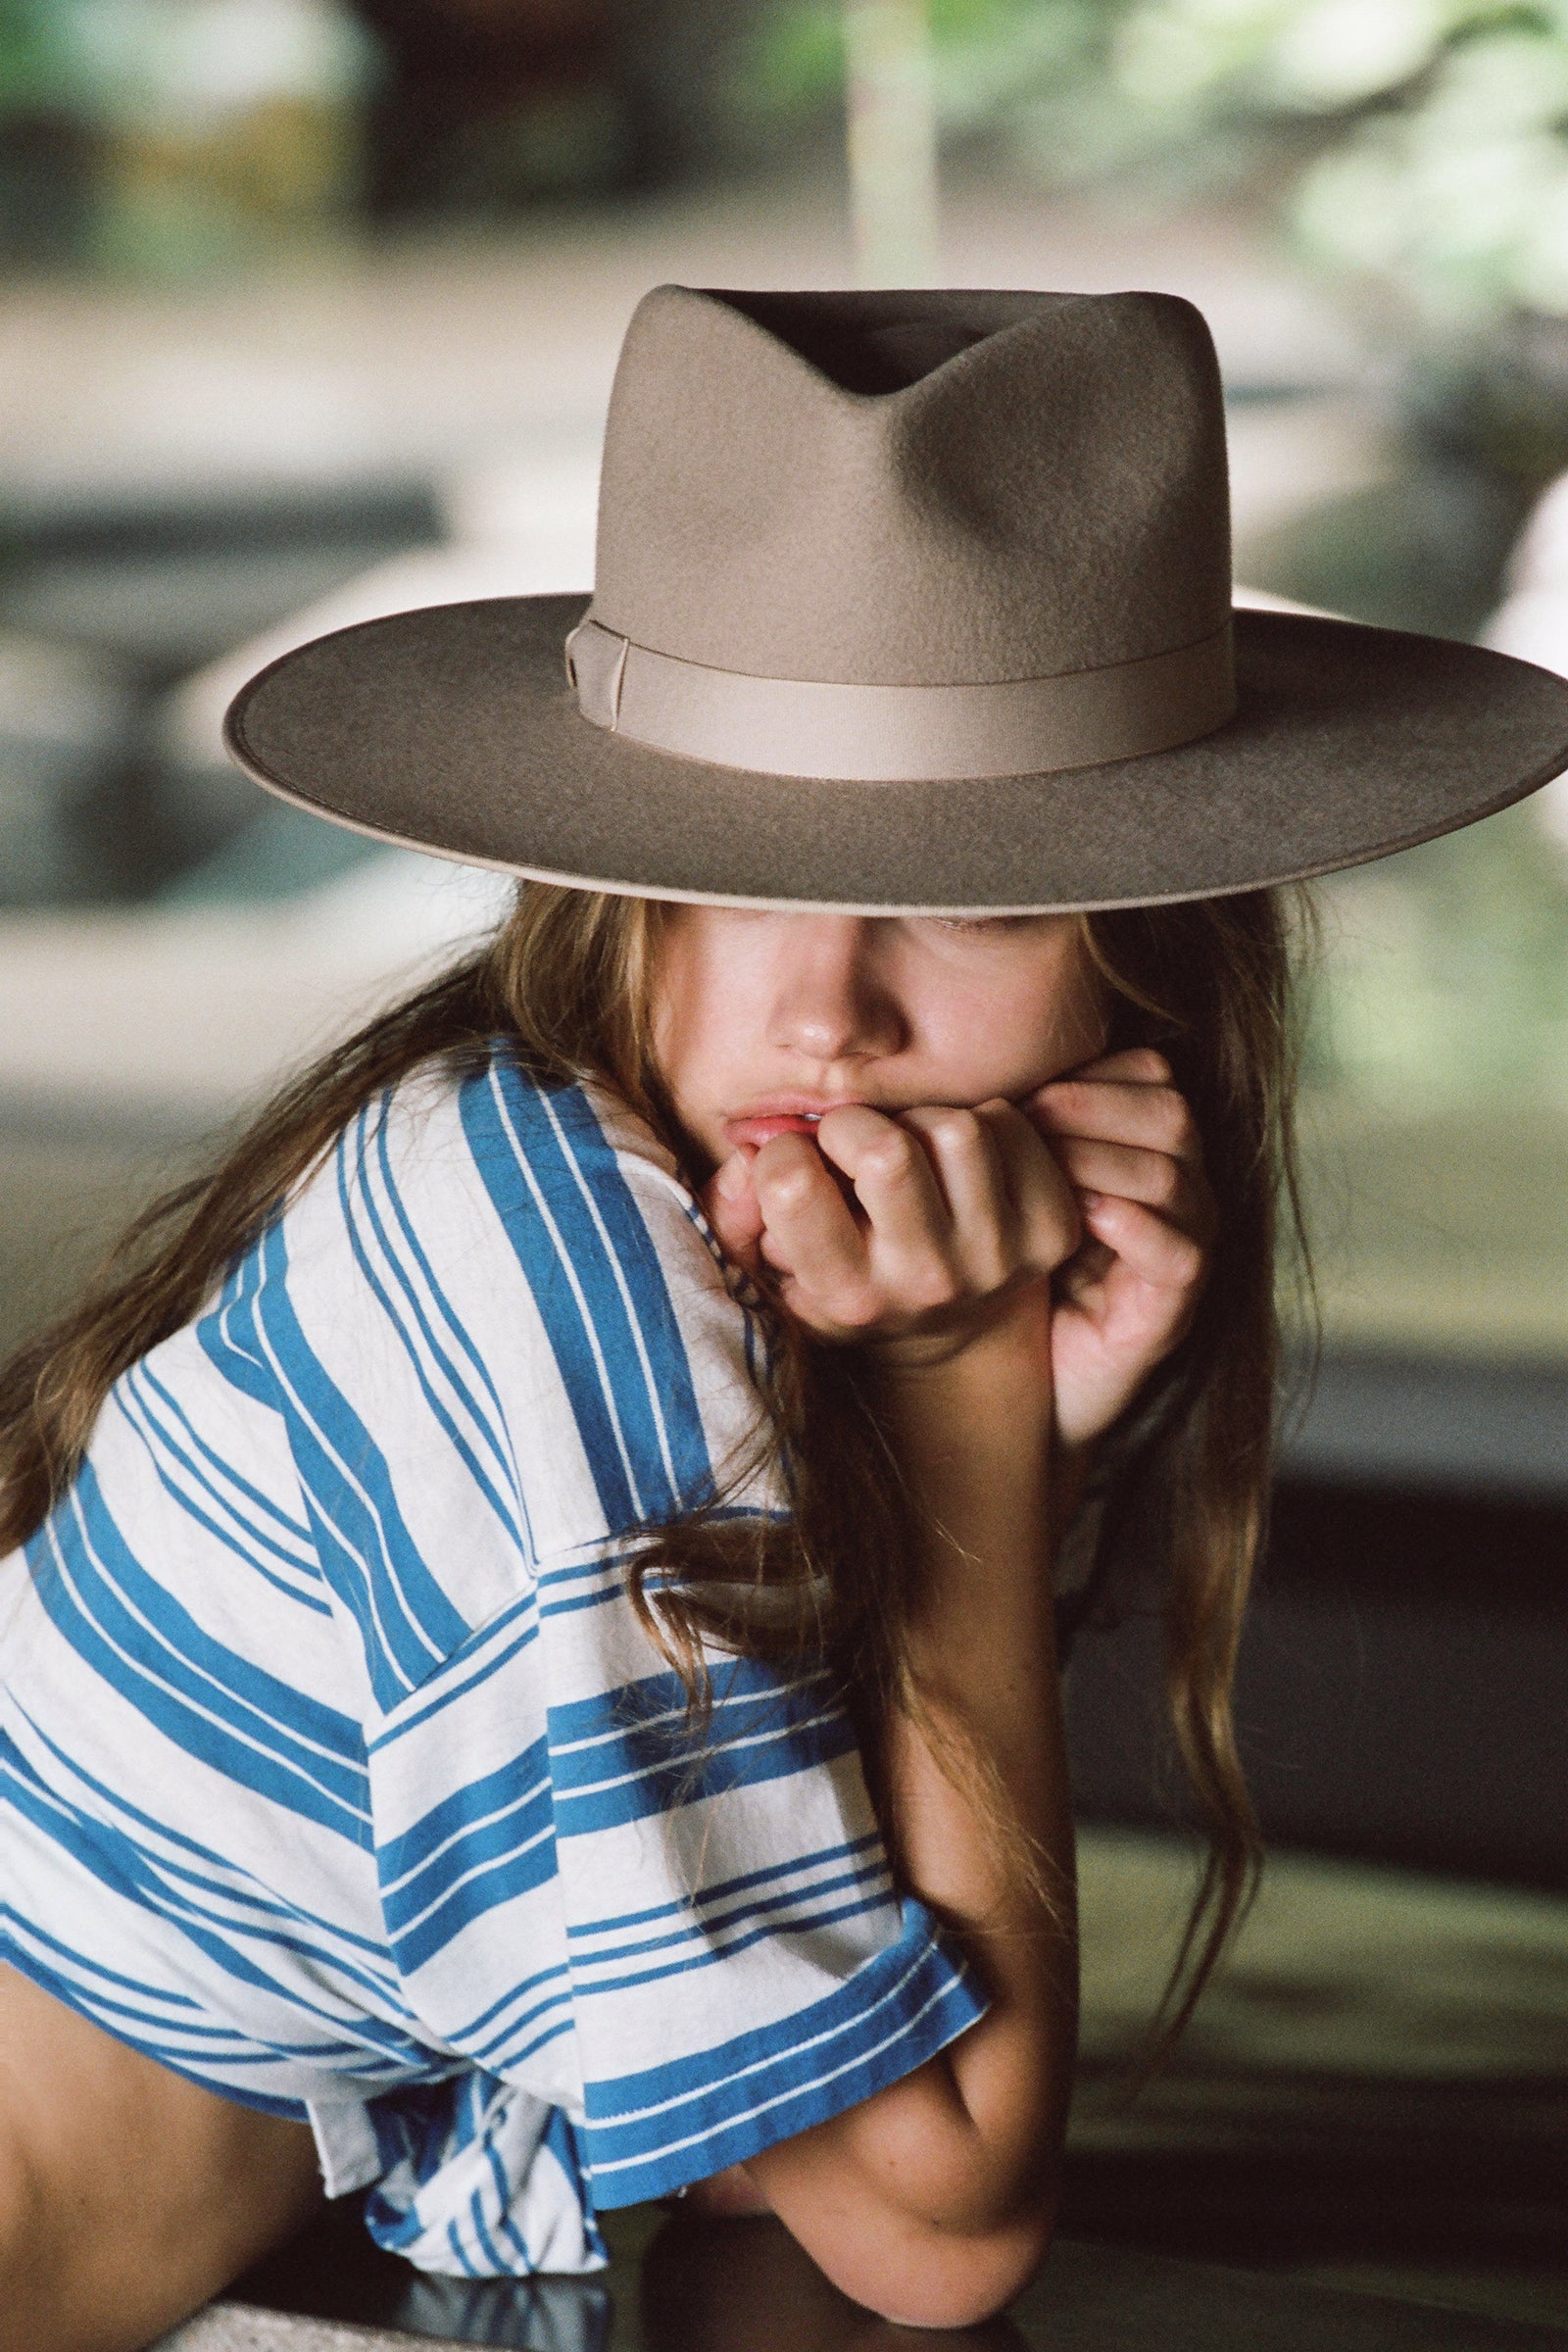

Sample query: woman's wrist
[860,1275,1054,1401]
[861,1315,1057,1633]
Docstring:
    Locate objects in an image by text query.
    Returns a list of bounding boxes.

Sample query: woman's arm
[748,1296,1074,2328]
[704,1059,1212,2326]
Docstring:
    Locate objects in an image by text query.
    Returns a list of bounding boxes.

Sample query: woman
[3,286,1564,2351]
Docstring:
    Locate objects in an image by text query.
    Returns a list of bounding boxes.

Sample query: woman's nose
[766,917,906,1063]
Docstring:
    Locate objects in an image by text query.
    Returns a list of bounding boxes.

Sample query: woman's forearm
[746,1294,1076,2316]
[863,1293,1077,2220]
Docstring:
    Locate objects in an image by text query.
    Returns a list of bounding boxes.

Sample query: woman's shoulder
[333,1038,715,1291]
[311,1039,768,1565]
[274,1040,760,1474]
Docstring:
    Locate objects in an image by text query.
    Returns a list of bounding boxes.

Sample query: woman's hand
[1025,1047,1214,1452]
[703,1099,1080,1371]
[701,1046,1212,1433]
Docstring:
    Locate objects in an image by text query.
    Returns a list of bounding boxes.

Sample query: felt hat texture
[223,285,1568,912]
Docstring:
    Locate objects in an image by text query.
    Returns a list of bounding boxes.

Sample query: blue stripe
[3,1739,425,2056]
[195,1249,282,1408]
[536,1582,625,1621]
[534,1077,713,1507]
[4,1914,280,2049]
[484,2138,532,2269]
[0,1938,312,2121]
[547,1659,855,1836]
[377,1742,553,1893]
[460,1067,640,1531]
[569,1829,884,1939]
[377,1751,558,1972]
[448,2221,479,2278]
[364,2198,423,2257]
[582,1903,988,2207]
[569,1854,893,1972]
[440,1956,571,2050]
[4,1923,361,2067]
[470,2010,575,2076]
[371,1101,538,1560]
[545,2105,605,2262]
[116,1373,330,1618]
[574,1886,903,2001]
[0,1909,203,2009]
[248,1218,470,1701]
[5,1864,423,2088]
[466,1987,574,2071]
[460,1059,714,1535]
[131,1358,316,1556]
[24,1465,370,1839]
[336,1103,530,1561]
[8,1704,379,1949]
[367,1601,539,1755]
[6,1711,392,1984]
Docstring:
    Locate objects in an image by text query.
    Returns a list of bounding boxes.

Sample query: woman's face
[650,906,1110,1175]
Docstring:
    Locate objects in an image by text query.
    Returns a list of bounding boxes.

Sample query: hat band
[564,614,1236,781]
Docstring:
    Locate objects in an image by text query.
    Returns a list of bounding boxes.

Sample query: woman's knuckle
[1170,1233,1205,1286]
[766,1164,813,1212]
[932,1106,981,1152]
[1155,1092,1193,1150]
[821,1272,876,1325]
[975,1246,1012,1293]
[906,1257,959,1309]
[864,1131,915,1183]
[1152,1157,1182,1208]
[839,1289,883,1330]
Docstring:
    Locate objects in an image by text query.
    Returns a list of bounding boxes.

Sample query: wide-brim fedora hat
[223,285,1568,912]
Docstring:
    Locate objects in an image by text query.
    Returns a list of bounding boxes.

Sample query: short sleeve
[365,1533,988,2214]
[344,1052,988,2207]
[540,1539,989,2205]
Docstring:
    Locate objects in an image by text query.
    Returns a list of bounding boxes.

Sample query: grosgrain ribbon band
[564,614,1236,781]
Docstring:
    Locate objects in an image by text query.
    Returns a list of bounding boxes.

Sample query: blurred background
[1,0,1565,2338]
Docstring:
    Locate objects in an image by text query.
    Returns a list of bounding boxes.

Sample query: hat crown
[590,285,1232,688]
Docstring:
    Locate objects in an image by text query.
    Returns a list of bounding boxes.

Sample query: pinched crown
[589,285,1232,689]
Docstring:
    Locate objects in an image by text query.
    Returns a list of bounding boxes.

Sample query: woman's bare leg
[0,1964,322,2352]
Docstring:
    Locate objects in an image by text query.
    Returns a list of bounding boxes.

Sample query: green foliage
[743,0,1229,187]
[1108,0,1568,323]
[1309,801,1568,1107]
[755,0,1092,103]
[0,1,377,133]
[0,1,83,115]
[745,0,1115,146]
[746,0,1568,322]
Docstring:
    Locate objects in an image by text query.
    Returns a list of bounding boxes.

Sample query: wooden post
[845,0,940,287]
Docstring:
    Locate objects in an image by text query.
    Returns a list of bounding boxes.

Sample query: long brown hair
[0,880,1310,2041]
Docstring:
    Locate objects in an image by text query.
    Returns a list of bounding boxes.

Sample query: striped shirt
[0,1047,987,2278]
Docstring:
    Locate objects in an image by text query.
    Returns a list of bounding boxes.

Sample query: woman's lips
[722,1101,870,1151]
[723,1112,826,1150]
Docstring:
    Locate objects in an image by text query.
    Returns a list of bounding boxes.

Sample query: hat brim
[223,594,1568,913]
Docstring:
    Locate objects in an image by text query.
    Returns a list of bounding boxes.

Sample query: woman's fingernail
[714,1151,752,1200]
